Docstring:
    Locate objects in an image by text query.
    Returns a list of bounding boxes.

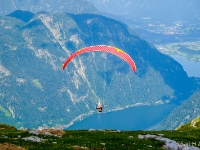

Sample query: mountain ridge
[0,0,99,16]
[87,0,200,24]
[0,10,197,129]
[159,90,200,130]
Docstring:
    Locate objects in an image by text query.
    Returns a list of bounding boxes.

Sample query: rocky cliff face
[0,10,196,129]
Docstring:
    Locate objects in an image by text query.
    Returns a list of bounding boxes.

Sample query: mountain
[177,116,200,131]
[87,0,200,25]
[158,90,200,130]
[1,1,199,61]
[87,0,200,62]
[0,0,99,16]
[0,10,197,129]
[1,122,200,150]
[87,0,200,42]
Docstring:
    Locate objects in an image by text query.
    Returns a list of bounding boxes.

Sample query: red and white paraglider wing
[62,45,136,72]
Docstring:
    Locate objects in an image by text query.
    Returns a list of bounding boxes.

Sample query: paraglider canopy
[62,45,136,72]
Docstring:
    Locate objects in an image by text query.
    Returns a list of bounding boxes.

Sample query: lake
[66,55,199,131]
[66,103,177,130]
[171,55,200,77]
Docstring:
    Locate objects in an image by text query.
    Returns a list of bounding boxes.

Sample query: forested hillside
[159,90,200,130]
[0,10,197,129]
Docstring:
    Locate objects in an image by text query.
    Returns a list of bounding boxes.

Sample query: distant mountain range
[0,9,198,129]
[0,0,99,16]
[88,0,200,24]
[87,0,200,64]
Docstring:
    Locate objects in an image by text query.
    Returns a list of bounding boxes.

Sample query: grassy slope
[177,117,200,131]
[0,123,200,150]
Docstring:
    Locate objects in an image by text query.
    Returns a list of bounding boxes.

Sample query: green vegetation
[0,123,17,130]
[177,117,200,131]
[155,41,200,62]
[0,10,197,130]
[0,123,200,149]
[32,79,43,90]
[158,90,200,130]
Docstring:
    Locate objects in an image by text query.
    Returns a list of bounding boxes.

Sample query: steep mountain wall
[159,90,200,130]
[0,11,196,129]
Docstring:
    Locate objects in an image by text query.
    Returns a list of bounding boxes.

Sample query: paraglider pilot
[96,100,103,112]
